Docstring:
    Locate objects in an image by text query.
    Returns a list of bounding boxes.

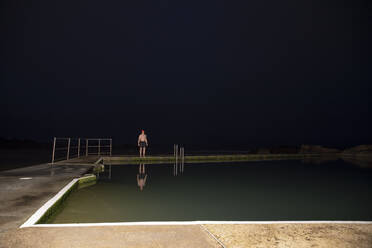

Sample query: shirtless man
[138,130,148,157]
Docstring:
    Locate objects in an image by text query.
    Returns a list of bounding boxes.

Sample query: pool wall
[20,174,96,228]
[103,154,323,164]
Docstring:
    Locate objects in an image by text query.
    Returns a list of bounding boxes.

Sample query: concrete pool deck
[2,223,371,248]
[0,157,95,244]
[1,225,222,248]
[101,153,321,164]
[205,223,372,248]
[1,155,372,247]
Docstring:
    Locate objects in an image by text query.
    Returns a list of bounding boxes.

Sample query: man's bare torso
[138,134,147,142]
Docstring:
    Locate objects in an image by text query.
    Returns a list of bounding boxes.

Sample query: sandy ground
[1,225,222,248]
[1,224,371,248]
[204,223,372,248]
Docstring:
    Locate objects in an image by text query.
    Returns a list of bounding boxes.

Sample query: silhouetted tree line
[0,138,50,149]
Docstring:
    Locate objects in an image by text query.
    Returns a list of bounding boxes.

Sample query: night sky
[1,0,371,148]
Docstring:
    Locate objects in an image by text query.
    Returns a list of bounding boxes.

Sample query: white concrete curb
[20,175,96,228]
[20,179,78,228]
[25,220,372,228]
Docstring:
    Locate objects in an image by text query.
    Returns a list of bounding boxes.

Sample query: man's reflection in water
[137,163,147,191]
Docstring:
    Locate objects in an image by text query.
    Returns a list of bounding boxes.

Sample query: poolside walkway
[1,225,222,248]
[0,159,94,244]
[205,223,372,248]
[2,223,371,248]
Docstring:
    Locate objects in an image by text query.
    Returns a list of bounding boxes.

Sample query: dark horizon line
[0,137,367,151]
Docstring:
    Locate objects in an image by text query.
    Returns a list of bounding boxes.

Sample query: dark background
[1,0,371,150]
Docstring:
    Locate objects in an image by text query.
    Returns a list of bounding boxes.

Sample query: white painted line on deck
[26,220,372,228]
[19,177,32,180]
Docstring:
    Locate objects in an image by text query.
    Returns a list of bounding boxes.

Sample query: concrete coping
[24,221,372,228]
[20,175,96,228]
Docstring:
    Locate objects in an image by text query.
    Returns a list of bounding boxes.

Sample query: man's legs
[143,147,146,157]
[139,147,143,157]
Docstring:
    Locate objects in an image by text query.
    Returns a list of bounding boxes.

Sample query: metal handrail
[86,145,111,148]
[51,137,112,165]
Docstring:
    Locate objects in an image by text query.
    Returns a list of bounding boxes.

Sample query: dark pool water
[50,160,372,223]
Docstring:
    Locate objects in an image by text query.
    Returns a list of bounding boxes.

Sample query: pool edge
[20,174,96,228]
[23,220,372,228]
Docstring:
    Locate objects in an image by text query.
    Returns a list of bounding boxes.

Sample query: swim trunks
[139,141,147,147]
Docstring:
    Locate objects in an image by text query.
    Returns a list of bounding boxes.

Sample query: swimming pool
[48,160,372,223]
